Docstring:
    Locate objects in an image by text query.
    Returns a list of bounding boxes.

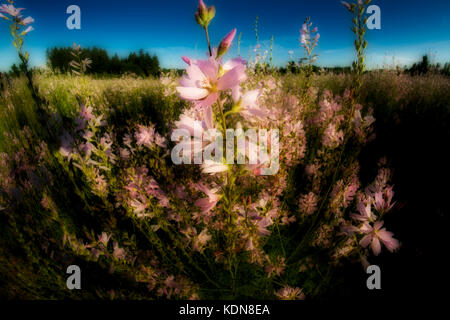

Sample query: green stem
[204,27,213,57]
[275,223,286,256]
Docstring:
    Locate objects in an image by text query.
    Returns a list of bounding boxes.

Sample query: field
[0,0,449,301]
[1,70,448,299]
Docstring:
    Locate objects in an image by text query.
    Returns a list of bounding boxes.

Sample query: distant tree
[442,63,450,77]
[9,64,21,77]
[109,54,122,74]
[408,55,431,75]
[46,47,160,76]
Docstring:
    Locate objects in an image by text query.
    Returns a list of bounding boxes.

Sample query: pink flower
[113,242,126,260]
[194,183,220,213]
[232,88,267,119]
[0,4,24,17]
[164,275,177,288]
[322,123,344,148]
[176,56,246,109]
[299,192,318,215]
[359,221,400,256]
[80,141,95,158]
[245,238,255,251]
[300,33,307,46]
[80,105,94,121]
[59,131,74,158]
[343,182,359,207]
[21,16,34,25]
[193,228,211,251]
[301,23,308,34]
[119,148,130,160]
[305,163,319,176]
[21,26,33,35]
[175,114,205,138]
[217,28,237,58]
[373,186,395,213]
[351,201,375,222]
[340,222,359,236]
[130,198,148,217]
[98,232,111,246]
[135,125,155,148]
[174,106,217,159]
[257,217,273,236]
[275,286,305,300]
[154,133,167,148]
[201,159,228,175]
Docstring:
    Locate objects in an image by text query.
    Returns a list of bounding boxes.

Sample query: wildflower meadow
[0,0,448,303]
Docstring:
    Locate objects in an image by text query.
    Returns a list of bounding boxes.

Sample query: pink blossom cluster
[0,3,33,35]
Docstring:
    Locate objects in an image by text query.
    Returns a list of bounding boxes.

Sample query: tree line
[45,47,160,77]
[406,55,450,76]
[279,55,450,76]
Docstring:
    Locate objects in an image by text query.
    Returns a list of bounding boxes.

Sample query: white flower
[21,16,34,26]
[201,159,228,174]
[21,26,34,35]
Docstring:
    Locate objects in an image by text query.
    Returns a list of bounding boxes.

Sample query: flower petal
[359,234,372,248]
[217,64,247,90]
[176,86,209,100]
[371,237,381,256]
[195,92,219,109]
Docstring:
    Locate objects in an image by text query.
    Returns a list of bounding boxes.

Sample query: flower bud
[195,0,215,28]
[341,1,353,12]
[21,26,33,36]
[21,16,34,26]
[217,28,236,59]
[199,0,207,13]
[181,56,191,66]
[207,6,216,21]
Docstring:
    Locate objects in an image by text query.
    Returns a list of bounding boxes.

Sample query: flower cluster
[0,2,33,35]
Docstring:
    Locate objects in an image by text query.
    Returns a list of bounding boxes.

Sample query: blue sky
[1,0,449,71]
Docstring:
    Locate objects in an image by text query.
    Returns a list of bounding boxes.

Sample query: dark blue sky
[1,0,449,70]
